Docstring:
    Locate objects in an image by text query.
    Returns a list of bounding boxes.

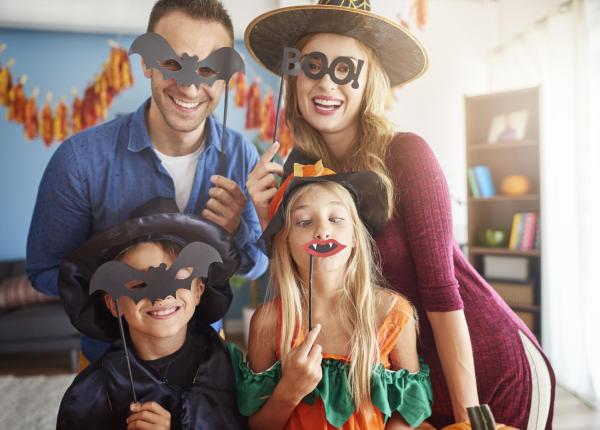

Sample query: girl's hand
[127,401,171,429]
[278,323,323,404]
[247,141,284,230]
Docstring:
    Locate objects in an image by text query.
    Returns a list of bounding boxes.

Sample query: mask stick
[114,299,137,403]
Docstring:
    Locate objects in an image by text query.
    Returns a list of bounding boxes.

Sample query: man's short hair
[147,0,234,44]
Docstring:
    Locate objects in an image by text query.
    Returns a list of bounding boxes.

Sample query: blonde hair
[269,181,385,410]
[284,35,396,219]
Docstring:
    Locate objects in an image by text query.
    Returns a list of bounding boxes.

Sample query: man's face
[146,10,232,135]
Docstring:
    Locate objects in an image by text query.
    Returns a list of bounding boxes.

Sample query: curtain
[487,0,600,407]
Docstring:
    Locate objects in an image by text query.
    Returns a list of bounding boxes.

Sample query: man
[27,0,267,360]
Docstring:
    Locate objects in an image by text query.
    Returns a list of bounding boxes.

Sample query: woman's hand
[247,141,284,230]
[277,323,323,404]
[126,401,170,429]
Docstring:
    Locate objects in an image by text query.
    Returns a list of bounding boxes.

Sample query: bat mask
[90,242,222,303]
[129,32,244,88]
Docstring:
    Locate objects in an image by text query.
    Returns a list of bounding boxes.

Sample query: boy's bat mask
[281,47,364,89]
[90,242,222,303]
[129,32,245,88]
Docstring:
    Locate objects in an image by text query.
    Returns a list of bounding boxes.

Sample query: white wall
[377,1,499,242]
[0,0,280,37]
[495,0,566,44]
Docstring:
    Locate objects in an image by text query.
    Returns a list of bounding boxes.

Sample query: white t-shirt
[153,145,204,211]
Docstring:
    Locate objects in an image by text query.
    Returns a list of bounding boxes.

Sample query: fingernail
[130,402,136,411]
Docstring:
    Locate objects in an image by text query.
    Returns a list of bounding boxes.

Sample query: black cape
[57,323,247,430]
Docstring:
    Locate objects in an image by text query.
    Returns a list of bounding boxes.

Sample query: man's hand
[203,175,247,234]
[127,401,170,429]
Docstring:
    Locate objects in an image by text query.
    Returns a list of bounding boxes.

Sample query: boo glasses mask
[281,47,365,89]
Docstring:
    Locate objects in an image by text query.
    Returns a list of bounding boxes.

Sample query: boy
[57,198,247,429]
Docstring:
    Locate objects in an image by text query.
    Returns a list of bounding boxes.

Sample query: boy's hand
[278,324,323,404]
[127,402,171,429]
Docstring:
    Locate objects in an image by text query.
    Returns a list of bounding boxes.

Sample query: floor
[0,350,599,429]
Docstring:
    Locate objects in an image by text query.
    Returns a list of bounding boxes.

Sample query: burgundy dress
[374,133,555,428]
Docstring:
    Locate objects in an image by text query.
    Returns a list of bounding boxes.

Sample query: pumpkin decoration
[501,175,531,195]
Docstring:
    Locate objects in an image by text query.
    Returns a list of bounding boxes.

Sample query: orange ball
[501,175,531,195]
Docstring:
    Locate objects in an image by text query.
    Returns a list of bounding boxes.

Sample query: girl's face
[295,33,368,139]
[287,186,354,276]
[106,242,204,340]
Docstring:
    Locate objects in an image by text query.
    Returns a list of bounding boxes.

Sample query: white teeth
[329,243,334,249]
[148,306,178,317]
[172,97,200,109]
[314,98,342,107]
[310,244,317,250]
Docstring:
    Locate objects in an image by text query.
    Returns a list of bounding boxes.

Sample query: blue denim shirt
[27,99,268,359]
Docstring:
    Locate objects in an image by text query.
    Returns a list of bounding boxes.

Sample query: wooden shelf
[469,139,538,151]
[466,87,543,342]
[509,304,541,312]
[469,247,541,257]
[469,194,539,203]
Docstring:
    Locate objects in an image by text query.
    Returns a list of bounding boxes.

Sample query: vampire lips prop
[303,239,346,257]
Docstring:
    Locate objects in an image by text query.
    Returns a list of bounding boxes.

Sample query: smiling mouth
[170,96,202,110]
[312,97,343,113]
[146,305,181,319]
[303,239,347,257]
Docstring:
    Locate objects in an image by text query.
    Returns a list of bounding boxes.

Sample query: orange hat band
[268,160,336,220]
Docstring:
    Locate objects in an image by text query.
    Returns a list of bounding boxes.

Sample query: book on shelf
[467,167,480,197]
[533,219,541,249]
[471,165,496,197]
[508,212,539,251]
[508,213,523,249]
[520,213,538,251]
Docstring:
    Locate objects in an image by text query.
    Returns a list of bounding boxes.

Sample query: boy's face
[104,242,204,341]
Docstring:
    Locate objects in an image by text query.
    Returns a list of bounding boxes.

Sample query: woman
[244,1,555,429]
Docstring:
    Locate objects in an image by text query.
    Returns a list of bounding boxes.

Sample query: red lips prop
[303,239,346,257]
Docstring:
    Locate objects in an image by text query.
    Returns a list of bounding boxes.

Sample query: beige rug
[0,374,75,429]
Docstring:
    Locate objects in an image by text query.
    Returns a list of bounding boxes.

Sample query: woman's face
[295,33,368,140]
[287,185,354,277]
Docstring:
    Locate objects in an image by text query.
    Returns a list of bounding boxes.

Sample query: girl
[245,1,555,428]
[230,162,432,429]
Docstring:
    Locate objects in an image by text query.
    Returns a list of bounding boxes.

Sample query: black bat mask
[129,32,245,88]
[90,242,222,303]
[281,47,365,89]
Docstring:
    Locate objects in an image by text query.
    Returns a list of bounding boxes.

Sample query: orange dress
[229,296,432,429]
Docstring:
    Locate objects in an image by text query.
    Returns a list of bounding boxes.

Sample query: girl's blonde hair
[284,34,396,219]
[270,181,384,410]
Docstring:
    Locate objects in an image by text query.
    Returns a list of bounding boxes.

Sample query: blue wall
[0,29,276,317]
